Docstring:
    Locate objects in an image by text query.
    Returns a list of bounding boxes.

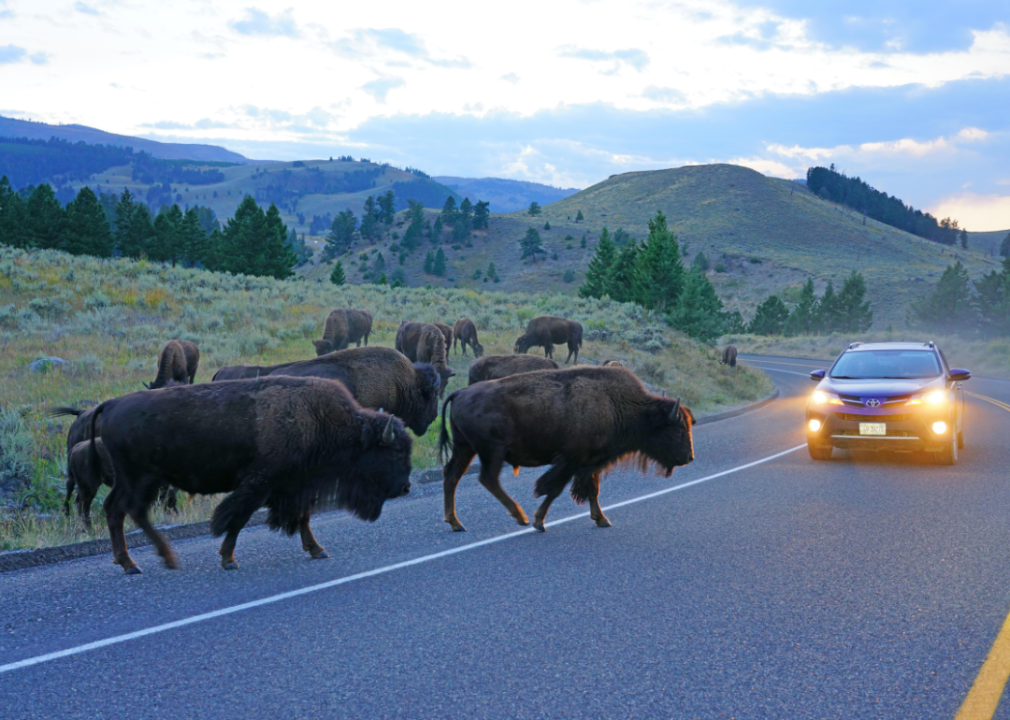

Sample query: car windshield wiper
[878,376,934,379]
[829,375,858,379]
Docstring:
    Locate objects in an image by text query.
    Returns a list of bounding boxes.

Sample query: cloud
[361,77,405,102]
[500,73,520,84]
[29,52,48,65]
[642,86,685,103]
[74,2,99,15]
[558,46,650,72]
[729,1,1009,53]
[0,44,25,65]
[0,0,12,19]
[331,28,470,69]
[929,192,1010,231]
[230,8,297,38]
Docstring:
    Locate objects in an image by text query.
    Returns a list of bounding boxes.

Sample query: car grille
[833,429,918,438]
[837,394,912,408]
[836,413,913,422]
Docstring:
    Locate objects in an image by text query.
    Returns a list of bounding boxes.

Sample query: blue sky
[0,0,1008,228]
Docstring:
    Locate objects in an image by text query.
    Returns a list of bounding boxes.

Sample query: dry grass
[0,246,770,551]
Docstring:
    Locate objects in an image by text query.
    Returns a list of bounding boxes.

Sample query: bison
[467,354,558,385]
[395,322,455,393]
[146,339,200,389]
[313,308,373,356]
[227,346,442,436]
[453,318,484,358]
[721,345,738,368]
[91,376,413,573]
[439,366,695,533]
[434,323,454,353]
[50,406,177,524]
[514,316,583,364]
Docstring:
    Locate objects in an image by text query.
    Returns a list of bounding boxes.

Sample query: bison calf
[467,354,558,385]
[514,316,583,364]
[93,376,413,573]
[146,339,199,389]
[453,318,484,358]
[440,367,694,532]
[396,322,455,393]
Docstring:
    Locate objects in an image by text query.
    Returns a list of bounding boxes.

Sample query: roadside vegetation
[0,245,770,551]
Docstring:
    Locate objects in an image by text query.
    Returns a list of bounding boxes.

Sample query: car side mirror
[949,369,971,382]
[809,369,825,382]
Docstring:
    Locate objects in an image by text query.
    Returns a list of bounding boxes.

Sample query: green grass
[0,246,771,550]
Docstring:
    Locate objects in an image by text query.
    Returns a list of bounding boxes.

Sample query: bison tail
[439,391,459,465]
[48,406,83,418]
[88,403,106,501]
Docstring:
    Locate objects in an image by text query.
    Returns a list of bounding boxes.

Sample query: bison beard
[439,367,694,532]
[91,377,412,573]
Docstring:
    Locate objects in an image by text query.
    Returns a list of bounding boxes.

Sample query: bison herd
[52,309,697,574]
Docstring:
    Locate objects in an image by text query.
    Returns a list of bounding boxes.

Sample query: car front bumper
[806,407,953,453]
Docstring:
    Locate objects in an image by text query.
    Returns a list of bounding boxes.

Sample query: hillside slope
[434,176,579,213]
[421,164,1001,328]
[0,116,247,164]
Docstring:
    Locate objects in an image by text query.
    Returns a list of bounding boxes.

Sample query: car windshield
[830,350,942,380]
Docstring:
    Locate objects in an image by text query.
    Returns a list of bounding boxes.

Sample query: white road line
[756,367,812,377]
[0,444,806,675]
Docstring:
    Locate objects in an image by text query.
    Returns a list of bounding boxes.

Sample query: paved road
[3,355,1010,719]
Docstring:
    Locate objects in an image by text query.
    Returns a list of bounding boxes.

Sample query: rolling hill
[316,164,1002,329]
[433,176,579,213]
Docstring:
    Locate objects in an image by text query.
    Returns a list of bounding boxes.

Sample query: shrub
[563,269,576,283]
[0,407,33,496]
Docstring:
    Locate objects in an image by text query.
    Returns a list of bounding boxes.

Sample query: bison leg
[299,514,328,559]
[131,505,179,570]
[443,437,477,532]
[532,463,575,532]
[63,475,74,518]
[576,471,611,528]
[566,342,579,364]
[157,485,178,514]
[77,483,98,529]
[103,487,141,574]
[476,452,529,528]
[214,480,271,570]
[544,343,554,359]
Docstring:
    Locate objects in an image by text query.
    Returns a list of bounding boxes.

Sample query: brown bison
[453,318,484,358]
[313,308,373,356]
[721,345,738,368]
[439,367,695,532]
[227,346,442,436]
[468,354,558,385]
[91,376,413,573]
[434,323,454,353]
[396,322,455,392]
[514,316,583,363]
[145,339,199,389]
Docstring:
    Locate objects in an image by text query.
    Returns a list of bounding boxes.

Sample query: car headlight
[811,391,842,405]
[907,391,947,407]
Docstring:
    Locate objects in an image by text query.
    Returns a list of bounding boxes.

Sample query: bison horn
[669,397,681,421]
[432,373,441,390]
[382,415,396,445]
[661,389,666,398]
[142,381,150,390]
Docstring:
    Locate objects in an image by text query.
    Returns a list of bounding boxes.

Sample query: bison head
[313,339,333,356]
[408,363,442,436]
[473,343,484,358]
[642,397,695,476]
[513,335,532,354]
[337,413,413,522]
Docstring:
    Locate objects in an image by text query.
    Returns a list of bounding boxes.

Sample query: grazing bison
[721,345,738,368]
[313,308,373,356]
[396,322,455,392]
[514,316,583,364]
[146,339,200,389]
[603,360,625,368]
[434,323,454,353]
[91,376,413,573]
[440,367,695,532]
[453,318,484,358]
[468,354,558,385]
[260,347,442,436]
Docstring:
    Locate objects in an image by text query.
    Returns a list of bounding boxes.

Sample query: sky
[1,0,1008,229]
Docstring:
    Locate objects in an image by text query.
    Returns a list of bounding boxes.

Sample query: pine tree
[360,195,380,240]
[487,261,497,281]
[528,201,541,217]
[575,209,584,223]
[330,260,346,286]
[974,258,1010,338]
[424,250,435,274]
[441,196,458,225]
[544,221,551,231]
[262,203,297,279]
[459,197,473,223]
[150,204,185,265]
[960,229,968,250]
[402,200,424,251]
[836,271,873,332]
[1000,232,1010,258]
[814,281,841,334]
[180,207,208,266]
[26,183,65,251]
[473,200,490,230]
[605,243,639,303]
[0,176,28,248]
[122,203,154,259]
[433,247,446,276]
[326,209,357,258]
[783,279,818,336]
[910,261,974,335]
[366,252,386,283]
[635,210,684,311]
[432,215,443,243]
[113,189,136,254]
[378,190,396,225]
[748,295,790,335]
[579,227,616,299]
[668,268,727,342]
[63,186,113,257]
[520,227,545,262]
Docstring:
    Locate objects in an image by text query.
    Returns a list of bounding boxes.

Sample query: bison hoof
[222,560,239,571]
[532,521,546,533]
[124,565,143,575]
[594,517,612,528]
[311,551,330,560]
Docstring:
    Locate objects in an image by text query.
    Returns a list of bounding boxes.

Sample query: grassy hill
[966,228,1009,258]
[394,164,1002,328]
[0,245,770,550]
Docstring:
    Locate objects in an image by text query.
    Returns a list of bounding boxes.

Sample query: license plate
[859,423,886,436]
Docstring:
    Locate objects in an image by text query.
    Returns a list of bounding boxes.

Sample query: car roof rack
[925,340,935,348]
[848,341,863,349]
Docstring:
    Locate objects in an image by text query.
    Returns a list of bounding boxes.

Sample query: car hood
[820,377,945,396]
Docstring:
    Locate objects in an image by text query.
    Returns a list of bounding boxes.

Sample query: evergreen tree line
[578,212,733,342]
[807,166,967,247]
[748,274,873,336]
[910,259,1010,338]
[0,177,297,279]
[130,153,226,186]
[0,136,134,188]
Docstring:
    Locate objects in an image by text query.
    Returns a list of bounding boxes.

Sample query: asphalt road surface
[3,354,1010,719]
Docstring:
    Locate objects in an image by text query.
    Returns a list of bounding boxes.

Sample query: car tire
[935,431,958,466]
[808,443,832,461]
[957,430,965,450]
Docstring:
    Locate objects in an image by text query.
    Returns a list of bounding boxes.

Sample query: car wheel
[808,442,832,461]
[957,430,965,450]
[935,431,958,466]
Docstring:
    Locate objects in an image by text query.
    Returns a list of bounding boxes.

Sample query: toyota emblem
[865,399,881,408]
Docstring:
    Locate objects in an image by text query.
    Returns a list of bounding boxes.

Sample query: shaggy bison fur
[439,366,695,532]
[146,339,200,389]
[313,308,373,356]
[467,354,558,385]
[260,346,443,435]
[452,318,484,358]
[434,323,454,353]
[513,316,583,363]
[91,376,413,573]
[721,345,738,368]
[396,322,455,392]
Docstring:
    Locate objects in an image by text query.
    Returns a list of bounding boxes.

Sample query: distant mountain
[0,116,248,164]
[434,176,579,213]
